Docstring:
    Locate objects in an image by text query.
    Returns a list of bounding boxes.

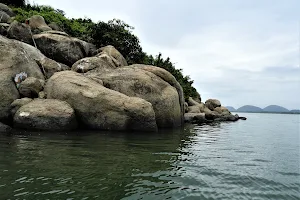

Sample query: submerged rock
[14,99,77,131]
[45,71,158,132]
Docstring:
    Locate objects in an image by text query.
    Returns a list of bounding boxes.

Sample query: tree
[91,19,146,64]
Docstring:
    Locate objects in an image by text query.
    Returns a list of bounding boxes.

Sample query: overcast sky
[30,0,300,109]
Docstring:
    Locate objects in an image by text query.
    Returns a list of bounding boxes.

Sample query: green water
[0,113,299,200]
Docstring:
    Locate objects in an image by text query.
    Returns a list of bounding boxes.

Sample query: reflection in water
[0,113,299,200]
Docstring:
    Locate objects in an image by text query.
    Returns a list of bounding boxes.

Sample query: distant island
[226,105,300,114]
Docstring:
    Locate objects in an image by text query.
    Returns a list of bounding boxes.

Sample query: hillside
[263,105,289,113]
[237,105,263,113]
[226,106,236,112]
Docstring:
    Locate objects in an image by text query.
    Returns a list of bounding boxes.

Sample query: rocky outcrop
[27,15,52,34]
[45,71,158,131]
[18,77,44,98]
[95,66,183,128]
[33,32,96,66]
[7,21,33,45]
[14,99,77,131]
[184,113,207,124]
[0,35,44,121]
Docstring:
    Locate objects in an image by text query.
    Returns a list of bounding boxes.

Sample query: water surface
[0,113,299,199]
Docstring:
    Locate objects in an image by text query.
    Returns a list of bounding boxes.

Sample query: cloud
[30,0,300,109]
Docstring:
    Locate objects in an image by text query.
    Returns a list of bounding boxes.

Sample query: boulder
[129,65,185,124]
[18,77,44,98]
[205,99,221,111]
[33,32,96,66]
[0,3,15,17]
[96,45,128,67]
[0,22,9,35]
[28,15,52,34]
[184,113,206,124]
[48,22,61,31]
[94,67,182,128]
[72,53,118,73]
[45,71,157,132]
[14,99,77,131]
[214,106,231,115]
[0,36,44,121]
[10,98,33,116]
[37,57,69,79]
[7,21,33,45]
[188,97,199,106]
[0,122,12,133]
[0,11,10,23]
[188,106,201,113]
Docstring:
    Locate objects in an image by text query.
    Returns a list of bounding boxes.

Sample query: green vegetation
[10,3,198,100]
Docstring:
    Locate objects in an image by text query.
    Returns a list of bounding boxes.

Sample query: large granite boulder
[94,66,182,128]
[129,65,185,123]
[7,21,33,45]
[33,32,96,66]
[14,99,77,131]
[205,99,221,111]
[0,3,15,17]
[0,36,44,121]
[28,15,52,34]
[45,71,158,132]
[96,45,128,67]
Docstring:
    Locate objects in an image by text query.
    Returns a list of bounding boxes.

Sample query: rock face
[0,22,9,35]
[0,35,44,121]
[205,99,221,110]
[45,71,158,131]
[14,99,77,131]
[184,113,206,124]
[28,15,52,34]
[96,66,182,128]
[33,32,96,66]
[18,77,44,98]
[7,21,33,45]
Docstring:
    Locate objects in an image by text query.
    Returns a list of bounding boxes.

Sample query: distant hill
[237,105,263,113]
[233,105,299,114]
[263,105,289,113]
[290,109,300,114]
[226,106,236,112]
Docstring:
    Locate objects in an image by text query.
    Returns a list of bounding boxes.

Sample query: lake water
[0,113,299,200]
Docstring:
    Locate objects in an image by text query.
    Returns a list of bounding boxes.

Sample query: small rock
[18,77,43,98]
